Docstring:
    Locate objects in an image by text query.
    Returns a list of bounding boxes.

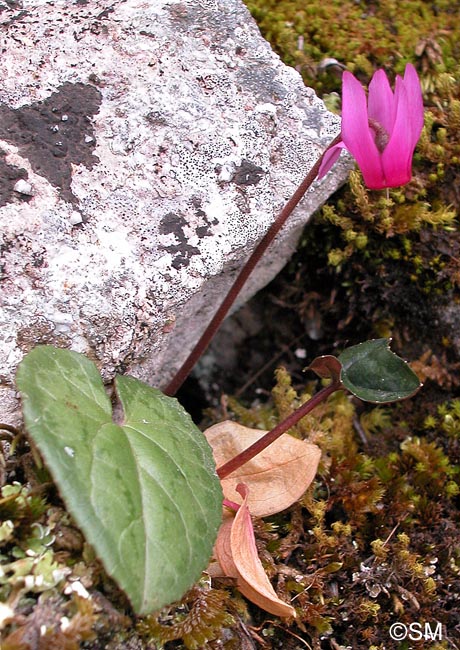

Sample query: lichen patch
[0,82,101,205]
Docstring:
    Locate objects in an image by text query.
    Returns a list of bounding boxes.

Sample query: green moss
[208,360,459,645]
[137,586,234,649]
[432,400,460,438]
[245,0,460,94]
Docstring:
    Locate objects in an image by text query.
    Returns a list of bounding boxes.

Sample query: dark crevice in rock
[159,203,218,269]
[232,159,265,186]
[159,212,201,269]
[0,82,102,205]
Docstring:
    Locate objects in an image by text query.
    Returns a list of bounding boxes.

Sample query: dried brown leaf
[205,421,321,517]
[214,485,296,618]
[213,513,238,578]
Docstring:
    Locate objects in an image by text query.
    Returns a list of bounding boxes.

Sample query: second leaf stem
[217,380,341,479]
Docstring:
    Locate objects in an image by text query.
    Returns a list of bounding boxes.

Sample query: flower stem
[217,381,341,479]
[164,134,342,397]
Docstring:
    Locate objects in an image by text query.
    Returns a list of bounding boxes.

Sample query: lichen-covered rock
[0,0,350,423]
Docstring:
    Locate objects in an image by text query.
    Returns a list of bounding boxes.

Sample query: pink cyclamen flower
[318,64,424,189]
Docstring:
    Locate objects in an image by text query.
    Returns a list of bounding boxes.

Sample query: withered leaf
[205,421,321,517]
[215,484,296,618]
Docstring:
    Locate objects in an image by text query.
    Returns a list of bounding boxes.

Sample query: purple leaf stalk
[216,380,340,479]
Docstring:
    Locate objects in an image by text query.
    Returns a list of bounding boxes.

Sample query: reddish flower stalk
[318,64,424,189]
[165,67,423,397]
[165,134,342,396]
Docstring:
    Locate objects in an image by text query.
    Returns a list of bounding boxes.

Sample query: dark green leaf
[16,346,222,614]
[338,339,421,403]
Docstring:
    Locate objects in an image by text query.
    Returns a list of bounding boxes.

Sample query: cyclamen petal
[341,71,385,188]
[381,79,414,186]
[317,142,345,180]
[319,64,424,190]
[368,69,395,135]
[403,63,425,143]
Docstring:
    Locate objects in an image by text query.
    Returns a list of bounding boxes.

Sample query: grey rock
[0,0,351,424]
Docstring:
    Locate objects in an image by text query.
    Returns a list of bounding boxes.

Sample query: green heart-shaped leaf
[338,339,421,403]
[16,346,222,614]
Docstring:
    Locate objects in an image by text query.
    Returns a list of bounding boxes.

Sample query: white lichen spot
[13,179,34,195]
[69,210,83,225]
[60,616,70,631]
[24,574,35,589]
[65,579,90,599]
[0,603,14,630]
[49,311,73,333]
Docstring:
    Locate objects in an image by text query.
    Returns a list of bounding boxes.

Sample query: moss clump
[0,434,126,648]
[425,399,460,438]
[2,370,459,649]
[2,594,97,650]
[212,370,460,647]
[0,479,100,649]
[137,585,234,649]
[245,0,460,94]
